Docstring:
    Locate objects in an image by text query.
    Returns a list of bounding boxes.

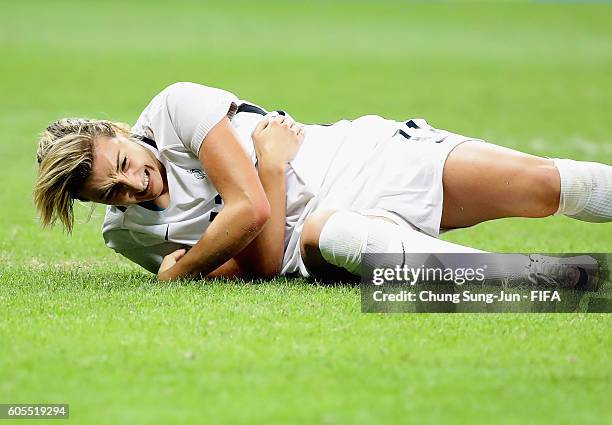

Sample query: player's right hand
[158,248,187,281]
[252,113,305,165]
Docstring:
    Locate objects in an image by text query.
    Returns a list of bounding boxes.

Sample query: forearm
[207,258,245,279]
[236,160,288,277]
[158,200,268,281]
[160,113,301,281]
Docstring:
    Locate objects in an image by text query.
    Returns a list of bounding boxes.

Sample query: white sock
[317,211,369,274]
[317,210,531,281]
[553,158,612,222]
[317,211,593,288]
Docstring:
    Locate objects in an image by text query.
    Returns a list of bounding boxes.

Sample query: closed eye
[103,186,116,202]
[121,156,128,171]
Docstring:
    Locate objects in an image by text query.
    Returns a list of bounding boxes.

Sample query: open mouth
[137,169,151,196]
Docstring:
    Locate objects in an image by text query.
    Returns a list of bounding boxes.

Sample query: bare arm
[234,115,304,277]
[157,117,271,282]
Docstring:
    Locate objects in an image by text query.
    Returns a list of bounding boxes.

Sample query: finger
[297,127,305,142]
[284,117,296,128]
[253,117,270,134]
[172,249,187,260]
[281,120,294,130]
[272,115,287,125]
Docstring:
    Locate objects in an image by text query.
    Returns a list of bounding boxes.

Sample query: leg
[300,209,356,281]
[441,141,561,229]
[300,209,482,280]
[442,140,612,228]
[301,210,599,289]
[553,158,612,223]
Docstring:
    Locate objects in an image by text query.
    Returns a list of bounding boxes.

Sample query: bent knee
[300,209,364,281]
[300,209,336,255]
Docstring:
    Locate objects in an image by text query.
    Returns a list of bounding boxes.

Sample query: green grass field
[1,1,611,424]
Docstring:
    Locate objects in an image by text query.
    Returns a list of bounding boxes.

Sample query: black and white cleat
[527,254,600,291]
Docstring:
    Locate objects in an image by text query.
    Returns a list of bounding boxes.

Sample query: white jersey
[103,82,483,276]
[102,82,351,273]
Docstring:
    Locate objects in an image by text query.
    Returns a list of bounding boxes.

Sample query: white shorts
[280,115,485,277]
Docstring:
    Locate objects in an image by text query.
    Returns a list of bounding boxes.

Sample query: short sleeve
[163,82,239,155]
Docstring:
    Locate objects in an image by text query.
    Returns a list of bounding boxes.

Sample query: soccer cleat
[527,255,600,290]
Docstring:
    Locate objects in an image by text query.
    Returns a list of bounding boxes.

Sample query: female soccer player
[33,82,611,285]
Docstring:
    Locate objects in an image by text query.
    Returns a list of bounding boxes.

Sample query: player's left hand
[252,113,305,165]
[158,248,187,280]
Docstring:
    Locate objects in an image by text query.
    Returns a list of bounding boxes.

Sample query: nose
[117,171,143,193]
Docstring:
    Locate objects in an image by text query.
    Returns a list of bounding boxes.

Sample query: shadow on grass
[0,264,339,291]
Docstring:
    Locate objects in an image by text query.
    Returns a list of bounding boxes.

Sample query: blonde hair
[34,118,132,234]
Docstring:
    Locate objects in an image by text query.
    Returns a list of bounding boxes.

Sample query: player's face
[77,135,166,206]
